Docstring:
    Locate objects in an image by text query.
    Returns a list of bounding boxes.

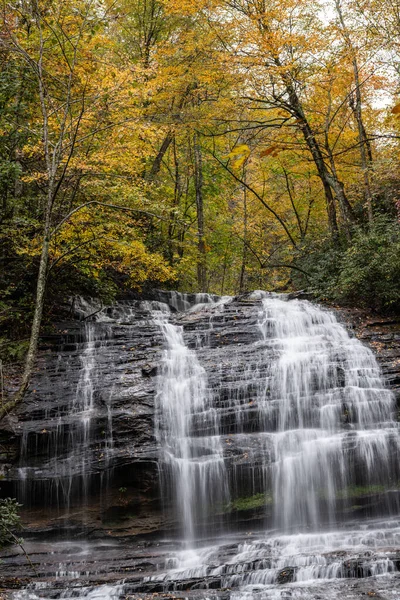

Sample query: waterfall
[144,293,400,595]
[153,294,399,539]
[12,584,124,600]
[16,321,107,511]
[7,292,400,599]
[155,317,228,542]
[67,321,97,506]
[256,296,399,531]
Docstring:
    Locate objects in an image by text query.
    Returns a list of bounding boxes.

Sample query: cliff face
[0,293,400,593]
[336,306,400,407]
[0,299,167,538]
[1,295,400,539]
[0,294,274,539]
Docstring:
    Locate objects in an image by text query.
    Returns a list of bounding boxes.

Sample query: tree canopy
[1,0,400,407]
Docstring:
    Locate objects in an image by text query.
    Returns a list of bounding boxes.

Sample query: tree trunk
[0,195,51,419]
[351,71,374,222]
[324,142,354,238]
[253,21,340,238]
[334,0,374,222]
[193,132,207,292]
[327,172,353,240]
[323,89,354,239]
[280,74,339,239]
[239,167,248,293]
[299,118,339,239]
[148,131,173,180]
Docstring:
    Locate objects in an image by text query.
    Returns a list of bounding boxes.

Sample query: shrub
[337,216,400,310]
[297,216,400,312]
[0,498,21,547]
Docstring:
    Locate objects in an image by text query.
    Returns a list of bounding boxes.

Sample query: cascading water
[12,300,162,514]
[16,321,106,511]
[66,321,98,506]
[142,293,400,596]
[155,317,228,542]
[256,296,399,532]
[5,292,400,600]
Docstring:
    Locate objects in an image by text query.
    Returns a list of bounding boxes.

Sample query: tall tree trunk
[334,0,374,223]
[323,88,354,239]
[298,116,339,239]
[324,134,354,239]
[350,67,374,223]
[0,191,52,418]
[239,167,248,293]
[193,132,207,292]
[327,169,353,241]
[253,15,340,239]
[148,131,173,180]
[148,85,196,181]
[280,74,339,239]
[0,8,56,419]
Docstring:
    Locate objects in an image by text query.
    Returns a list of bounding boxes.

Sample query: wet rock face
[276,567,296,584]
[0,293,399,540]
[0,300,167,534]
[2,531,400,597]
[336,307,400,404]
[0,294,268,536]
[1,293,400,598]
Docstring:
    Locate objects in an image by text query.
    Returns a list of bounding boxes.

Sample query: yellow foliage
[4,0,400,300]
[224,145,251,169]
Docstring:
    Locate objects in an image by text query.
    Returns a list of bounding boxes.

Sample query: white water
[155,294,399,538]
[16,322,108,510]
[11,292,400,599]
[156,315,229,542]
[147,292,400,595]
[12,584,124,600]
[256,296,399,531]
[144,517,400,584]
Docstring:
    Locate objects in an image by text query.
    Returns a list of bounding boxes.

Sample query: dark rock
[276,567,296,584]
[141,364,158,378]
[0,578,30,589]
[1,293,400,592]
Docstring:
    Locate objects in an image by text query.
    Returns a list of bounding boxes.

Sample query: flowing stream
[7,292,400,599]
[155,316,228,543]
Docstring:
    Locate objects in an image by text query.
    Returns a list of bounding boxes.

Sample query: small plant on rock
[0,497,21,548]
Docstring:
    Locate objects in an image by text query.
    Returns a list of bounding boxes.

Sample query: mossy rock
[336,484,397,499]
[225,492,272,513]
[318,483,400,500]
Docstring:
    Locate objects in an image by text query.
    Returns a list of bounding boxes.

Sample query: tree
[333,0,374,222]
[0,0,174,417]
[2,0,400,409]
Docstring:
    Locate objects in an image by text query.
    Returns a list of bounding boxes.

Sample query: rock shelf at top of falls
[1,291,400,600]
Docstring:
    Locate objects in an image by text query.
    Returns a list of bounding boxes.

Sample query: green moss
[336,484,395,499]
[318,483,400,501]
[225,492,272,513]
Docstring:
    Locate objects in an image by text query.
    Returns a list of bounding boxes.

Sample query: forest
[1,0,400,405]
[2,2,400,598]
